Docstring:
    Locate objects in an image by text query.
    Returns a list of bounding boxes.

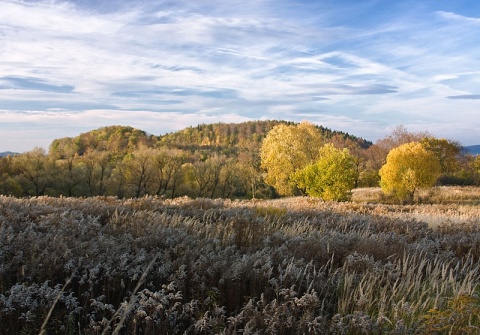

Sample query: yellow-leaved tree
[379,142,441,203]
[260,121,323,196]
[294,143,357,201]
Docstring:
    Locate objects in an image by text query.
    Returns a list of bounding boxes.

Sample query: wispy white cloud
[1,0,480,151]
[437,11,480,24]
[447,94,480,100]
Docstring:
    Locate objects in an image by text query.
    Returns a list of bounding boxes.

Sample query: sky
[1,0,480,152]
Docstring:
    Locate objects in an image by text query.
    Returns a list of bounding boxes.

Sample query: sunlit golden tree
[260,121,323,196]
[379,142,441,203]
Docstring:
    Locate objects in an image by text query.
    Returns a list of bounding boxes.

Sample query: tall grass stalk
[38,277,72,335]
[337,252,479,328]
[0,194,478,334]
[103,255,158,335]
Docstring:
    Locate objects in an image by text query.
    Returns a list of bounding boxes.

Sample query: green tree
[328,134,366,188]
[152,148,188,198]
[0,156,22,196]
[294,143,357,201]
[80,151,114,196]
[260,121,323,196]
[122,147,156,198]
[379,142,441,203]
[421,137,462,175]
[12,148,53,196]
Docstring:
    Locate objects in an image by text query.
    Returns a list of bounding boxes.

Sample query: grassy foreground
[0,192,479,334]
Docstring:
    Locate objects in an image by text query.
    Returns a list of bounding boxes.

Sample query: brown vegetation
[1,193,479,334]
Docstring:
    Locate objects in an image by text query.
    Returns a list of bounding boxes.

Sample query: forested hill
[49,125,157,158]
[158,120,372,152]
[50,121,372,157]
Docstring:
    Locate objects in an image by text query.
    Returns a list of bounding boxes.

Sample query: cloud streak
[0,76,75,93]
[447,95,480,100]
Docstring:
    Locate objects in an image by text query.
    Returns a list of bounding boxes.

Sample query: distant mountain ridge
[0,151,18,157]
[465,145,480,155]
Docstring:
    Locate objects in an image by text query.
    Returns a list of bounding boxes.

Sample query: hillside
[49,125,156,157]
[0,121,375,199]
[158,120,372,155]
[49,121,372,158]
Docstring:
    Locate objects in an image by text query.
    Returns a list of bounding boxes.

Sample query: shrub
[379,142,441,203]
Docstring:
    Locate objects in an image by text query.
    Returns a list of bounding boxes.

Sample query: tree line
[260,122,480,202]
[0,144,264,199]
[0,122,479,201]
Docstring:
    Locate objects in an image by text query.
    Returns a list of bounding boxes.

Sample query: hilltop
[49,121,372,157]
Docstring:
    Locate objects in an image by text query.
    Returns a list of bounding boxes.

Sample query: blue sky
[1,0,479,152]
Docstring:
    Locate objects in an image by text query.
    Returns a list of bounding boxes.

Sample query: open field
[352,186,480,205]
[1,192,479,334]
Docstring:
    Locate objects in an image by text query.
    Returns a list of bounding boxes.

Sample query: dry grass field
[352,186,480,205]
[352,186,480,228]
[0,188,479,334]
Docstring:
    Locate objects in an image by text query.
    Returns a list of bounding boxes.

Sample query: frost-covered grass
[0,195,479,334]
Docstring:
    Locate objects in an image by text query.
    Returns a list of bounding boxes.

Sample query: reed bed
[0,195,479,334]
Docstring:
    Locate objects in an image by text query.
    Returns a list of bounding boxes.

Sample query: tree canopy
[294,143,357,201]
[49,126,154,157]
[260,122,324,196]
[379,142,441,203]
[421,137,462,175]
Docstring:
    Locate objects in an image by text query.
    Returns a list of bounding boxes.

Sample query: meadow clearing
[0,187,479,334]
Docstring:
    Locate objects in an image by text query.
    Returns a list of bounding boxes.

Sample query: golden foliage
[260,121,323,196]
[421,294,480,334]
[379,142,441,202]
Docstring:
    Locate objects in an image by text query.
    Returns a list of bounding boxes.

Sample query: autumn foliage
[379,142,441,202]
[294,143,357,200]
[260,121,323,196]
